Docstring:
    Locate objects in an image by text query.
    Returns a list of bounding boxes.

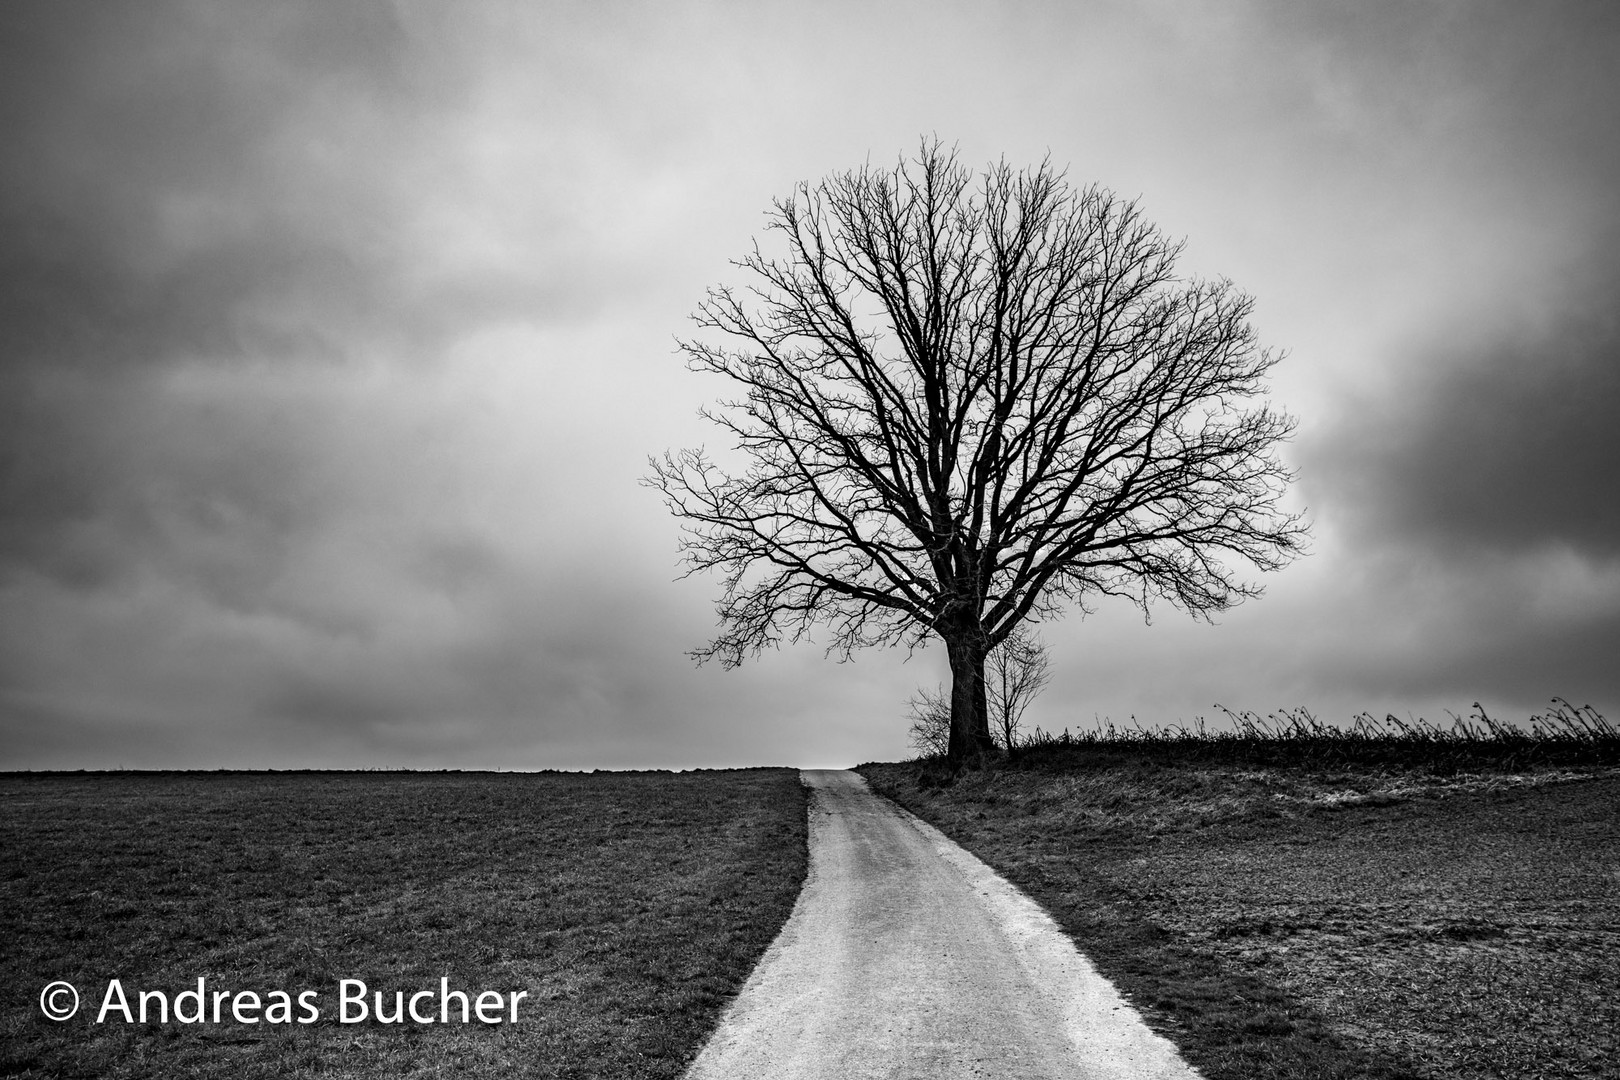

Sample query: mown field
[860,713,1620,1080]
[0,769,807,1080]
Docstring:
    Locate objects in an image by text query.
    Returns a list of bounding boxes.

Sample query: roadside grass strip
[1,769,807,1079]
[861,718,1620,1080]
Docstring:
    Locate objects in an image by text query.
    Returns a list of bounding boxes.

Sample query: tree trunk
[944,632,996,767]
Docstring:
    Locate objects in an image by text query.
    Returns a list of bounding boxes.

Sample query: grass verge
[860,731,1619,1080]
[1,769,806,1080]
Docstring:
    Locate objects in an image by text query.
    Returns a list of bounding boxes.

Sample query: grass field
[860,720,1620,1080]
[1,769,806,1080]
[10,720,1614,1080]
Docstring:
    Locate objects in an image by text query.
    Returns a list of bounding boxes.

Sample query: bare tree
[986,627,1050,753]
[649,141,1306,767]
[907,684,952,759]
[912,629,1050,758]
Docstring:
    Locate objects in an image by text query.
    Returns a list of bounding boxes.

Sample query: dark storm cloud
[1268,0,1620,711]
[0,1,619,764]
[1,1,415,593]
[0,2,607,595]
[1288,0,1620,558]
[1313,295,1620,560]
[1378,607,1620,706]
[0,1,428,370]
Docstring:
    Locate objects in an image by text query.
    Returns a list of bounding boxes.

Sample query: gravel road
[684,769,1203,1079]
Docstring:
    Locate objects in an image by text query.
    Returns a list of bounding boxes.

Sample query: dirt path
[684,770,1202,1079]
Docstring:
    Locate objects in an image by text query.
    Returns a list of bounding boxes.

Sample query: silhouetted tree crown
[650,141,1307,764]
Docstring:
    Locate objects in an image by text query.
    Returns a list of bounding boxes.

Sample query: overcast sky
[2,0,1616,769]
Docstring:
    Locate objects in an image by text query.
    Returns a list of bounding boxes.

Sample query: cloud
[1310,288,1620,561]
[3,0,1618,767]
[0,1,425,600]
[0,2,428,367]
[1256,0,1620,713]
